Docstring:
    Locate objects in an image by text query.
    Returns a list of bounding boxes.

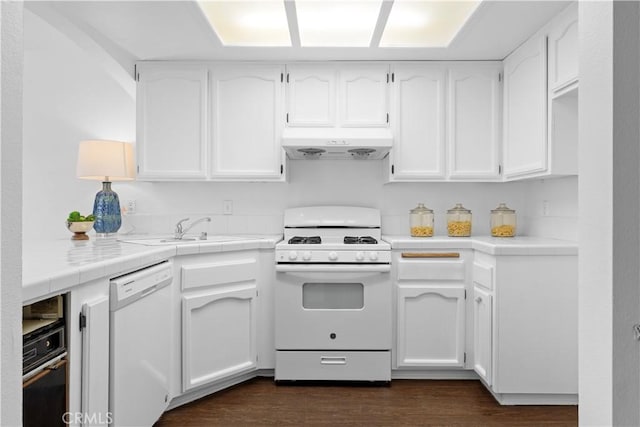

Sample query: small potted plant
[66,211,95,240]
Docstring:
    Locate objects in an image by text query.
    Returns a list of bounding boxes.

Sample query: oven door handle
[276,264,390,273]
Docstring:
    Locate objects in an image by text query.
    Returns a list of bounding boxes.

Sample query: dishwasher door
[109,261,173,427]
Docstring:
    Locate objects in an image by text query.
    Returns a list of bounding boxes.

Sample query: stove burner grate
[344,236,378,245]
[288,236,322,245]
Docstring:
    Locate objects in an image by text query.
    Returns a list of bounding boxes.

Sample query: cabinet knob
[475,296,483,303]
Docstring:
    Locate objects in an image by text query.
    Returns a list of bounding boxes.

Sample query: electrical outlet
[542,200,550,216]
[223,200,233,215]
[125,200,136,214]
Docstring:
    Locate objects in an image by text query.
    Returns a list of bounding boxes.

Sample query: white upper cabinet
[502,35,548,180]
[339,64,390,127]
[548,3,578,95]
[286,64,335,127]
[387,64,446,180]
[285,63,389,128]
[447,64,502,180]
[136,66,208,180]
[211,64,285,181]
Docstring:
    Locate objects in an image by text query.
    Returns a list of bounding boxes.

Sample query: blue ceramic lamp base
[93,181,122,235]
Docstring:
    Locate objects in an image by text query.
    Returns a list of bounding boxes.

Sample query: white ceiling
[27,1,570,62]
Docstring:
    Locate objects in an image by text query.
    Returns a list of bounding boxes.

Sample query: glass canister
[447,203,472,237]
[410,203,434,237]
[491,203,517,237]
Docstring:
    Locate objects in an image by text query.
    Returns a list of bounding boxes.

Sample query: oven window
[302,283,364,309]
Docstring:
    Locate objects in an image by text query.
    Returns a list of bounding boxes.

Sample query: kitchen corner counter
[382,235,578,256]
[23,235,282,304]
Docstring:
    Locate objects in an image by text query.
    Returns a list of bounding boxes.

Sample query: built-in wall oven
[275,206,392,382]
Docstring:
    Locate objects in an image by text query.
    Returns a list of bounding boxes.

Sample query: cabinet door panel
[473,286,492,386]
[137,67,208,179]
[182,285,257,391]
[81,296,109,423]
[448,65,501,179]
[339,65,389,127]
[390,65,446,180]
[503,36,548,179]
[548,4,578,93]
[396,285,465,367]
[286,65,335,126]
[211,65,284,180]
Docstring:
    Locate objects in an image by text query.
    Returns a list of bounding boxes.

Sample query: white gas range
[274,206,392,382]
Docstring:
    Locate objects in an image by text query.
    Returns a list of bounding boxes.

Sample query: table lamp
[76,140,135,235]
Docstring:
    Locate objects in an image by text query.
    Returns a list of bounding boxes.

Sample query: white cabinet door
[447,64,501,180]
[548,3,578,94]
[211,65,285,180]
[396,284,465,367]
[338,64,389,127]
[503,35,548,179]
[182,284,257,391]
[67,279,110,425]
[286,64,335,127]
[389,64,446,180]
[137,66,208,180]
[473,285,492,386]
[80,296,109,427]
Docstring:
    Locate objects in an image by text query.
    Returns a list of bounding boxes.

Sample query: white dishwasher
[109,261,173,427]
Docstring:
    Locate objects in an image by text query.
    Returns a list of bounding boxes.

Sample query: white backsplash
[104,166,579,241]
[22,10,579,243]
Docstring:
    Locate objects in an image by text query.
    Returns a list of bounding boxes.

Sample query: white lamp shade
[76,140,135,181]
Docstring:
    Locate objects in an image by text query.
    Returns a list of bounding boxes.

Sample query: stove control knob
[288,251,298,261]
[302,251,312,261]
[368,251,379,261]
[328,251,338,261]
[355,251,365,261]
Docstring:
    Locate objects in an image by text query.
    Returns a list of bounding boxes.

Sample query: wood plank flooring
[155,378,577,426]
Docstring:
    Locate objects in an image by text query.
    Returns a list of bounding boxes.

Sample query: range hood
[282,128,393,160]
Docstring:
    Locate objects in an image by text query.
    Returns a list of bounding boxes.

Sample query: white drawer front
[397,259,465,281]
[181,258,257,290]
[275,351,391,381]
[472,262,493,290]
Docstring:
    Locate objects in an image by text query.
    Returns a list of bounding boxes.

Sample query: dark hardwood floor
[155,378,577,426]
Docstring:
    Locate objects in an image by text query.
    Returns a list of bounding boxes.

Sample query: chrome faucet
[174,217,211,240]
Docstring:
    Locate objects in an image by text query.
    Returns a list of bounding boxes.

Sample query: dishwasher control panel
[110,261,173,311]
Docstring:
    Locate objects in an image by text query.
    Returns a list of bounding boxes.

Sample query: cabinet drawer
[275,351,391,381]
[181,258,257,290]
[397,258,465,281]
[472,262,493,290]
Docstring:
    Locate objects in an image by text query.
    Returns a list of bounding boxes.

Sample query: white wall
[23,8,578,244]
[22,10,135,242]
[523,176,578,241]
[578,2,640,425]
[1,2,24,425]
[123,161,524,236]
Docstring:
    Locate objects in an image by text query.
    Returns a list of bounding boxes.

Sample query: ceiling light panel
[198,1,291,47]
[296,0,383,47]
[380,0,482,48]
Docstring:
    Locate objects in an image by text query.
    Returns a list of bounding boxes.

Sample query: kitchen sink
[119,236,248,246]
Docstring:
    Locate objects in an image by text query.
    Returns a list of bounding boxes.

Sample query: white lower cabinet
[473,252,578,401]
[179,252,259,392]
[472,284,492,386]
[396,284,466,368]
[394,251,469,369]
[67,279,110,426]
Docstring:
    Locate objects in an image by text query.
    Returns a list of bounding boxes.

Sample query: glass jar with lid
[491,203,517,237]
[447,203,472,237]
[410,203,434,237]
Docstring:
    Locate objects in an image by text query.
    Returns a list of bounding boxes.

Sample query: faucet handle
[175,217,190,233]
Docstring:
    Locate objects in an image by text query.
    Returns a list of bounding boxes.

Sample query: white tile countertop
[382,235,578,256]
[22,234,282,304]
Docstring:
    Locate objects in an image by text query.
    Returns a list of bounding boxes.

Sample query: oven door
[275,264,391,350]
